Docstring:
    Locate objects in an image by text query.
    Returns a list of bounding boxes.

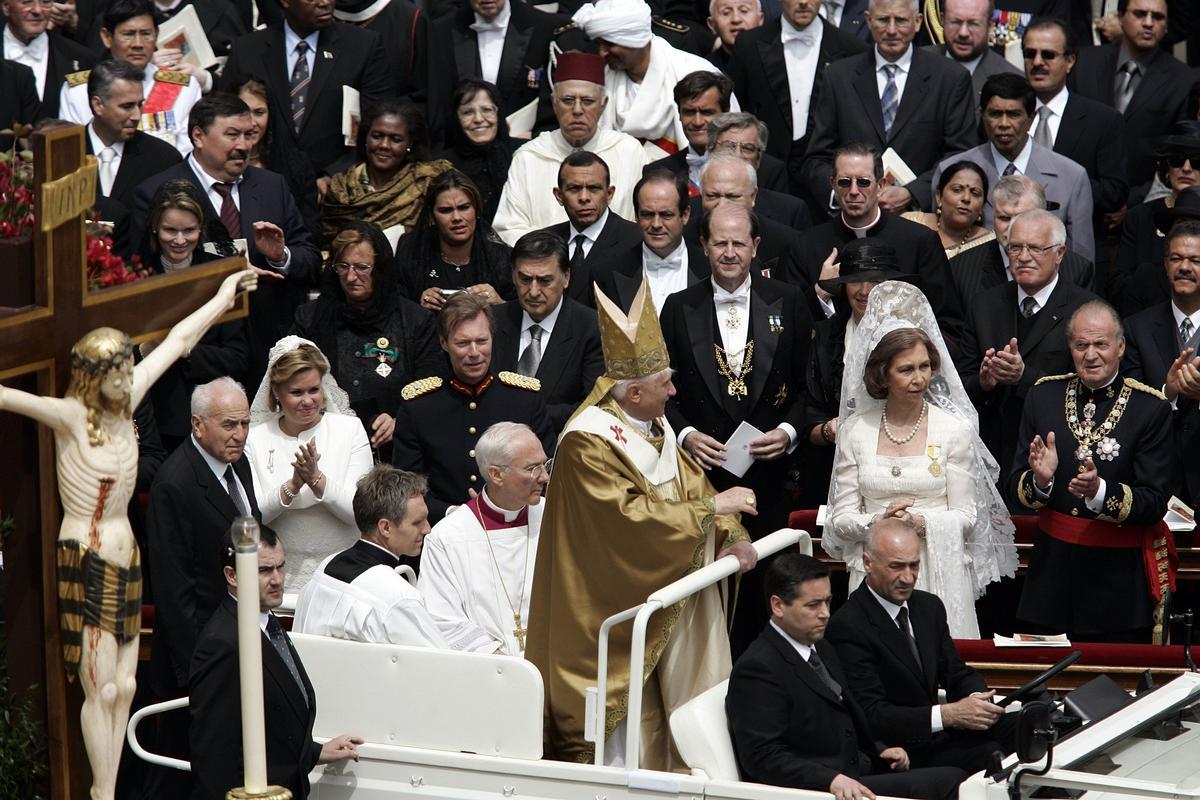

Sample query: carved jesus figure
[0,268,257,800]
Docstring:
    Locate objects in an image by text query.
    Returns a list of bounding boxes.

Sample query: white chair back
[669,678,740,781]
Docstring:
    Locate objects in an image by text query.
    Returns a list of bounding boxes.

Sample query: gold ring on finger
[746,496,756,507]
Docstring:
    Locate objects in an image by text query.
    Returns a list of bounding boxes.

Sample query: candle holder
[225,788,292,800]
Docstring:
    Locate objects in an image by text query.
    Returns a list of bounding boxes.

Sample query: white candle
[233,517,268,793]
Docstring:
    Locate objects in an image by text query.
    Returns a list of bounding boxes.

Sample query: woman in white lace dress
[245,337,373,593]
[825,282,1016,639]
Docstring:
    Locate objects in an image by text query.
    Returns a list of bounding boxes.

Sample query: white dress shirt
[990,136,1033,178]
[867,584,946,732]
[284,24,319,79]
[471,0,511,86]
[519,291,563,357]
[685,145,706,187]
[642,240,690,313]
[875,44,913,102]
[567,208,610,260]
[4,26,49,99]
[1015,272,1058,315]
[87,123,125,197]
[1034,88,1069,147]
[781,16,823,140]
[769,620,815,660]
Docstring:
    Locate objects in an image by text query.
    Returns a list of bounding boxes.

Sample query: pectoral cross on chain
[512,613,527,652]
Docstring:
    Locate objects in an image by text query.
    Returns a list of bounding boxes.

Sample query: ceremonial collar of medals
[1065,377,1130,463]
[357,337,398,377]
[471,496,531,654]
[715,340,754,399]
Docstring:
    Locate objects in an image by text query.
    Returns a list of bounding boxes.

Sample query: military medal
[1065,378,1132,467]
[1096,437,1121,461]
[768,315,783,333]
[927,444,942,477]
[358,337,399,378]
[891,466,902,477]
[725,305,742,330]
[714,340,754,399]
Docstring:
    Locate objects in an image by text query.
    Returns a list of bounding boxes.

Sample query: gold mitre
[595,278,669,381]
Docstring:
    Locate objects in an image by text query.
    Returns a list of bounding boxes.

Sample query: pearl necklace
[882,400,927,445]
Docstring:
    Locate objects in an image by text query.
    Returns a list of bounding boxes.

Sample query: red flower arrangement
[86,228,149,290]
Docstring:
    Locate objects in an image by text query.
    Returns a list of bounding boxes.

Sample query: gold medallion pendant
[715,340,754,400]
[927,444,943,477]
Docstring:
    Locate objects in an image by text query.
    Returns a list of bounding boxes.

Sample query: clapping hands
[980,338,1024,391]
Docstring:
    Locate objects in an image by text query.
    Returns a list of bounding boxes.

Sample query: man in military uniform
[1010,300,1176,643]
[392,292,556,525]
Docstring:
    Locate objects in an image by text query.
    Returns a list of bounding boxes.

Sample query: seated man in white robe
[572,0,736,160]
[493,50,649,245]
[294,464,447,648]
[418,422,548,656]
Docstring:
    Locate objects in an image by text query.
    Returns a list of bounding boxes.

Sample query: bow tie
[470,19,505,32]
[714,283,750,304]
[685,150,706,168]
[7,34,48,61]
[781,25,817,47]
[645,251,684,272]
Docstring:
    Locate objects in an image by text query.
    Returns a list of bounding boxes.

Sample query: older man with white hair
[572,0,736,159]
[418,422,549,656]
[493,50,649,245]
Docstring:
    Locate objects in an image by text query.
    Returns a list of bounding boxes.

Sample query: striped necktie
[881,64,899,136]
[290,40,311,133]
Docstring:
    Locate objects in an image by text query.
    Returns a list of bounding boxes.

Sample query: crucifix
[0,123,250,800]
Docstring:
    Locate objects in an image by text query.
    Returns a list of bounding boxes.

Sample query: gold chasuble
[525,281,749,771]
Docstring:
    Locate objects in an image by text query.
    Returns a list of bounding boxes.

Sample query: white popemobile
[129,528,1200,800]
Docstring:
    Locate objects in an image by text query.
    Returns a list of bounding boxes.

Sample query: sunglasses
[835,177,875,189]
[1023,48,1064,61]
[1165,154,1200,169]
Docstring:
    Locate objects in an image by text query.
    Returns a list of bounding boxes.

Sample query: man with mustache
[392,292,555,525]
[920,0,1020,105]
[1122,220,1200,508]
[1011,298,1174,642]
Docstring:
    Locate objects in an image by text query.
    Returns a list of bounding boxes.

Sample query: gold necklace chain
[1064,377,1131,461]
[714,339,754,399]
[472,498,531,653]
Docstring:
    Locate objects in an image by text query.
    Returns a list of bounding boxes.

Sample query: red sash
[143,77,185,114]
[1038,508,1177,602]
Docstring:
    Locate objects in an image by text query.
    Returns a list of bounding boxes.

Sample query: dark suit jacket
[1070,42,1193,189]
[600,238,712,312]
[957,276,1095,483]
[341,0,426,103]
[826,586,987,746]
[920,44,1021,102]
[726,17,867,200]
[36,31,97,119]
[131,161,322,384]
[0,59,39,149]
[727,625,882,789]
[218,22,391,174]
[545,211,643,308]
[147,440,261,692]
[1123,301,1200,505]
[660,274,812,531]
[802,47,978,210]
[491,296,604,434]
[190,598,321,800]
[644,148,792,194]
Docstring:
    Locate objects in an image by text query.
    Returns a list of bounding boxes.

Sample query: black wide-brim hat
[1153,186,1200,233]
[1148,121,1200,159]
[817,239,906,294]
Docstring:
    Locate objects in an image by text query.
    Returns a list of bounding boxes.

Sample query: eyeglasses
[115,29,157,42]
[1006,242,1059,257]
[332,261,373,275]
[714,141,761,156]
[457,104,499,120]
[1023,48,1064,61]
[498,459,553,478]
[555,94,600,109]
[835,176,875,189]
[1166,154,1199,169]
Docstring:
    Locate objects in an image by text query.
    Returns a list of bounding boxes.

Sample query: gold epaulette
[553,21,577,35]
[154,69,191,85]
[401,376,443,400]
[65,69,91,87]
[498,371,541,391]
[1124,377,1167,400]
[652,15,689,33]
[1034,372,1076,385]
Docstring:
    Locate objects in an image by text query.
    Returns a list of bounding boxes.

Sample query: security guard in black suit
[392,292,555,526]
[1010,300,1175,643]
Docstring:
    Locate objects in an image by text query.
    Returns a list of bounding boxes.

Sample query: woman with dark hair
[230,76,321,236]
[291,221,441,454]
[437,79,518,224]
[393,168,513,311]
[322,98,453,242]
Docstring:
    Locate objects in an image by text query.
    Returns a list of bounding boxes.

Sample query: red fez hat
[552,51,605,85]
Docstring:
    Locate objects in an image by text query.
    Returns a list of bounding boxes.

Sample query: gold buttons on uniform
[469,426,477,434]
[469,474,478,483]
[468,449,476,458]
[469,401,477,410]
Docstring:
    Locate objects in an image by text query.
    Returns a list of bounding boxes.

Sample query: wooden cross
[0,123,246,800]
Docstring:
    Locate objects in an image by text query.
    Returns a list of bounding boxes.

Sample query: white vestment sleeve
[418,533,504,654]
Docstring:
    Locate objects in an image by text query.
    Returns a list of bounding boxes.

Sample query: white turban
[572,0,653,48]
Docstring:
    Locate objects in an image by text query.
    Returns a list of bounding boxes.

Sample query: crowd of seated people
[8,0,1200,792]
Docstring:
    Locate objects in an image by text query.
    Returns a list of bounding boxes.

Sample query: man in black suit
[643,71,792,194]
[542,150,643,308]
[921,0,1021,105]
[726,0,867,203]
[190,523,362,800]
[959,208,1096,481]
[1069,0,1192,191]
[492,230,604,436]
[132,92,322,385]
[0,58,38,149]
[706,0,764,71]
[727,552,965,798]
[218,0,391,177]
[826,518,1016,774]
[1122,220,1200,507]
[708,111,812,229]
[1022,17,1128,279]
[427,0,569,142]
[802,0,977,213]
[333,0,426,105]
[662,202,812,654]
[1,0,95,118]
[794,143,963,340]
[144,377,260,794]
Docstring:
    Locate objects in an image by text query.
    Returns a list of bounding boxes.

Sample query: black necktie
[896,606,922,668]
[223,464,248,517]
[1020,295,1038,319]
[571,234,586,271]
[266,614,308,704]
[807,648,842,699]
